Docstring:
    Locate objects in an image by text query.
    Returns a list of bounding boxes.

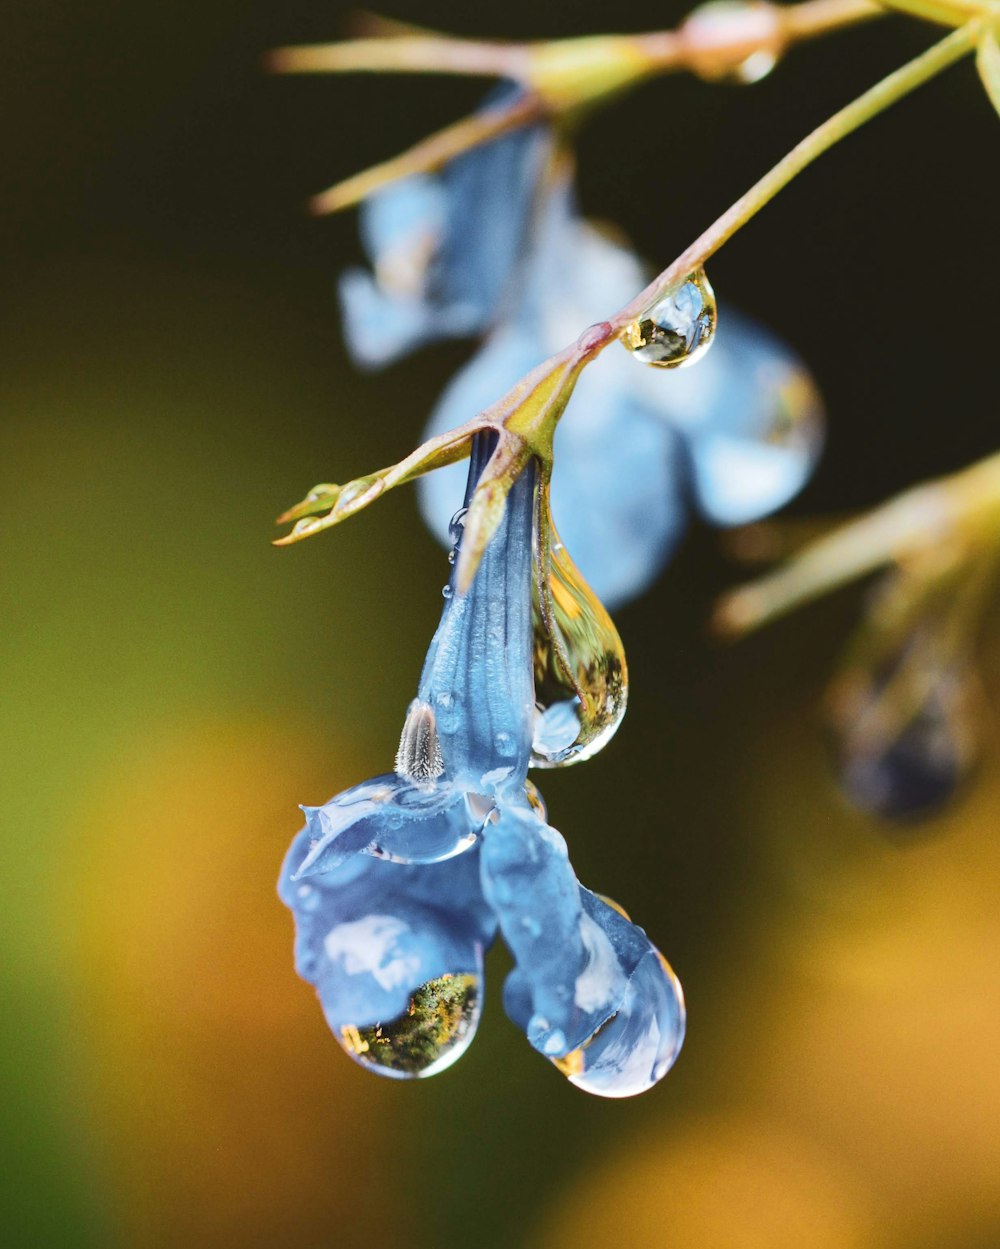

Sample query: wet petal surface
[294,774,476,876]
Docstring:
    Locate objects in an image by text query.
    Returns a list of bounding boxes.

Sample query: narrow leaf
[976,27,1000,119]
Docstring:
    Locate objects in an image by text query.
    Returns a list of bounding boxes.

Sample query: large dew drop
[337,972,482,1079]
[531,492,628,768]
[623,269,717,369]
[552,951,686,1098]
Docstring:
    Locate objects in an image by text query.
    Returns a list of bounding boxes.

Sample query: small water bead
[552,951,686,1098]
[295,882,320,913]
[448,507,468,545]
[531,500,628,768]
[623,269,717,369]
[336,973,482,1079]
[434,691,461,735]
[682,2,783,86]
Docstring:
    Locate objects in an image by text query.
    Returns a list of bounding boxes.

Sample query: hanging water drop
[531,491,628,767]
[552,951,686,1098]
[336,972,483,1079]
[682,1,783,86]
[448,506,468,545]
[623,269,717,369]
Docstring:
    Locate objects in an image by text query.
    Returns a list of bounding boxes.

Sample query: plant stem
[609,18,983,331]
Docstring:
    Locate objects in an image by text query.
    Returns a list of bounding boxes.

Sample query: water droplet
[682,2,783,86]
[295,883,320,913]
[441,584,453,599]
[623,269,717,369]
[448,507,468,545]
[335,476,375,512]
[531,497,628,768]
[434,691,461,735]
[494,729,516,758]
[552,951,685,1098]
[522,779,548,820]
[394,699,445,783]
[337,972,482,1079]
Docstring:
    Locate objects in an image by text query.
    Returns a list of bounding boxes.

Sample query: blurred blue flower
[338,87,551,369]
[826,579,980,825]
[415,165,825,608]
[279,437,685,1094]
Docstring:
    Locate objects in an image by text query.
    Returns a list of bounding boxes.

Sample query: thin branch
[607,18,983,333]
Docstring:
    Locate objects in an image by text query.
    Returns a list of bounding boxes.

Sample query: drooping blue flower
[338,87,552,369]
[825,582,979,825]
[279,436,685,1094]
[414,164,825,609]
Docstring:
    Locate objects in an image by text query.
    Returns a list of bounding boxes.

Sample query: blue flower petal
[417,436,536,793]
[293,773,476,877]
[480,804,686,1093]
[479,803,600,1056]
[280,830,496,1076]
[339,86,550,368]
[358,172,448,264]
[559,890,686,1097]
[338,268,477,371]
[550,360,687,608]
[645,304,825,526]
[417,177,687,608]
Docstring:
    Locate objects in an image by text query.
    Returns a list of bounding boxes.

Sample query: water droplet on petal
[552,951,685,1098]
[337,972,482,1079]
[448,507,468,544]
[522,779,548,820]
[531,497,628,768]
[623,269,717,369]
[295,882,320,913]
[434,691,461,735]
[682,2,783,86]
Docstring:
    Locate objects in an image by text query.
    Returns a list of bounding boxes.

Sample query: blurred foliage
[1,2,998,1247]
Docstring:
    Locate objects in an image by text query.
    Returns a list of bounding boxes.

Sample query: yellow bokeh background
[2,3,998,1247]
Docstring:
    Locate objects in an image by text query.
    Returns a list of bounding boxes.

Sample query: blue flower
[338,86,552,369]
[415,164,825,609]
[826,576,979,824]
[279,436,685,1095]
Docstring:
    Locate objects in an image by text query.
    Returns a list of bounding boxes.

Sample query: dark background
[2,4,999,1248]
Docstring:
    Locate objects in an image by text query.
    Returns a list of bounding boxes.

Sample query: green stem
[609,18,983,331]
[873,0,982,28]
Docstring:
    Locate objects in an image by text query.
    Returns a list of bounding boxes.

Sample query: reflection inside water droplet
[552,952,685,1098]
[623,268,717,369]
[337,972,482,1079]
[531,492,628,768]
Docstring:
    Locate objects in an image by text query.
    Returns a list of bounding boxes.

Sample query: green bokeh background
[2,3,999,1247]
